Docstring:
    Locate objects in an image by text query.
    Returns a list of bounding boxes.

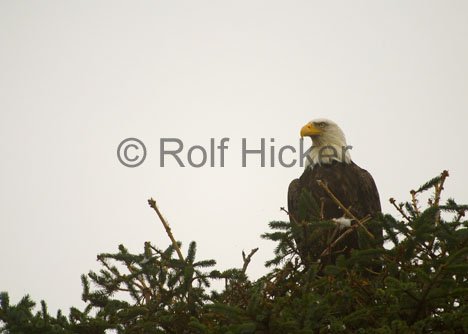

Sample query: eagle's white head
[300,118,352,168]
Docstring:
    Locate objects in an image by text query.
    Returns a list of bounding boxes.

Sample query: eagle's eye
[317,122,327,128]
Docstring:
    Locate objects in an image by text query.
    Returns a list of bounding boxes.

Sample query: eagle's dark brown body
[288,161,382,264]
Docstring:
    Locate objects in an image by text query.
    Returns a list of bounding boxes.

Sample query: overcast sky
[1,1,467,315]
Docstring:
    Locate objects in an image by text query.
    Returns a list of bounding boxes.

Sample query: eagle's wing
[287,178,301,223]
[353,166,383,247]
[355,167,381,213]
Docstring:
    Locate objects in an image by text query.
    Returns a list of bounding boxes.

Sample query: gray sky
[1,1,467,314]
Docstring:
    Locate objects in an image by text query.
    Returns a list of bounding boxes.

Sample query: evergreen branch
[410,190,421,217]
[410,247,467,324]
[428,170,449,252]
[410,261,447,324]
[439,198,468,223]
[268,220,291,230]
[148,198,185,262]
[124,263,152,304]
[433,170,449,226]
[414,170,447,194]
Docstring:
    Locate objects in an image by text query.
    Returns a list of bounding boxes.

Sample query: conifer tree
[1,171,467,333]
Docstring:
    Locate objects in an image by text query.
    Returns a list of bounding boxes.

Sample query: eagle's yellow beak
[300,123,321,137]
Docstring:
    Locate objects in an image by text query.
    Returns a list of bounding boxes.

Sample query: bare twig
[148,198,185,262]
[390,197,411,222]
[317,180,374,239]
[281,206,299,225]
[320,215,372,258]
[455,209,466,223]
[320,197,325,220]
[242,248,259,274]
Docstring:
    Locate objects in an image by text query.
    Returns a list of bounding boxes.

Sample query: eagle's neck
[305,133,352,169]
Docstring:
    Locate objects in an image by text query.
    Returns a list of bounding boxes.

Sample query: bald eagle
[287,119,382,266]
